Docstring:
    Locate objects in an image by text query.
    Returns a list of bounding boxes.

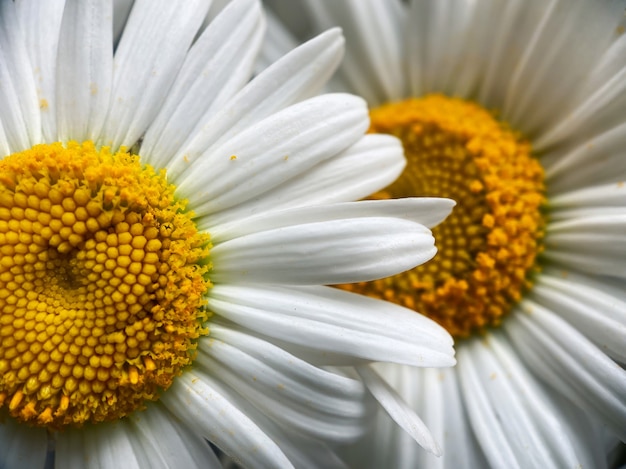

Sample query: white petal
[301,0,406,105]
[544,214,626,278]
[128,403,222,468]
[548,182,626,222]
[165,28,345,180]
[456,342,523,469]
[207,197,454,243]
[356,364,440,456]
[461,334,586,468]
[15,0,65,143]
[187,368,349,469]
[550,182,626,209]
[161,370,293,469]
[0,418,47,469]
[408,0,492,99]
[197,134,408,228]
[209,285,454,366]
[210,217,435,285]
[208,284,454,367]
[502,0,621,139]
[545,122,626,193]
[56,0,113,143]
[0,0,41,153]
[56,422,141,469]
[140,0,265,169]
[505,300,626,441]
[195,324,369,442]
[343,364,487,469]
[531,271,626,362]
[534,25,626,151]
[175,93,367,217]
[101,0,210,149]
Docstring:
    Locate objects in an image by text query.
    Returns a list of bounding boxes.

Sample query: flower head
[265,0,626,465]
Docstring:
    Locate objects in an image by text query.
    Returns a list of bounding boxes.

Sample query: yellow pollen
[0,141,211,428]
[341,95,545,338]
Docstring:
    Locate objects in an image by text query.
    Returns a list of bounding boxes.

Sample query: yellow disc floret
[0,141,211,428]
[341,95,545,338]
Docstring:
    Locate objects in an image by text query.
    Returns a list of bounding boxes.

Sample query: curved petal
[185,368,349,469]
[56,422,141,469]
[207,197,454,243]
[208,284,454,367]
[175,93,368,217]
[545,122,626,193]
[530,271,626,362]
[101,0,210,149]
[209,217,435,286]
[15,0,65,143]
[356,364,440,456]
[165,28,345,179]
[141,0,265,169]
[161,370,293,469]
[544,214,626,278]
[196,324,369,442]
[56,0,113,143]
[460,333,591,468]
[128,403,222,468]
[0,0,41,153]
[301,0,406,105]
[505,300,626,441]
[197,134,409,228]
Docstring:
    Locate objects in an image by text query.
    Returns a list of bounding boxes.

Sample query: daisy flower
[0,0,458,467]
[264,0,626,466]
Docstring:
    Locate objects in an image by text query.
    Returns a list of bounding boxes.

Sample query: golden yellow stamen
[341,95,545,338]
[0,141,211,428]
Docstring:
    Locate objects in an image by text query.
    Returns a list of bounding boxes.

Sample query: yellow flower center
[341,95,545,338]
[0,141,211,428]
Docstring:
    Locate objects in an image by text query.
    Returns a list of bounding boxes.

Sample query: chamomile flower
[264,0,626,466]
[0,0,457,468]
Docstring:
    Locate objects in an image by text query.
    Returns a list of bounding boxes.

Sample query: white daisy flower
[264,0,626,466]
[0,0,457,468]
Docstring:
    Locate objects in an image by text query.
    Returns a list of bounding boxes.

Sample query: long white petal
[161,370,293,469]
[505,300,626,441]
[530,272,626,362]
[128,403,223,468]
[545,122,626,193]
[189,370,349,469]
[166,28,345,180]
[356,364,440,456]
[196,324,369,442]
[302,0,406,105]
[175,93,368,216]
[208,284,454,367]
[141,0,265,169]
[461,334,586,468]
[56,423,141,469]
[101,0,210,149]
[0,0,41,153]
[15,0,65,143]
[210,217,435,285]
[56,0,113,143]
[207,197,454,243]
[197,134,408,228]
